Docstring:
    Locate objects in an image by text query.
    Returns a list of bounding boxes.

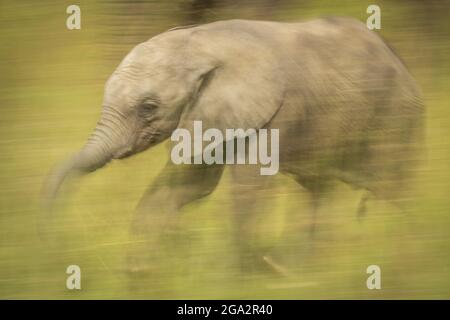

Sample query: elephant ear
[177,30,286,134]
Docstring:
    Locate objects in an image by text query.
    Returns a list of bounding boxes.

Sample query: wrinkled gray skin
[43,17,424,272]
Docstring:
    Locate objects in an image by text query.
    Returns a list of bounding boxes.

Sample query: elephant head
[42,23,285,209]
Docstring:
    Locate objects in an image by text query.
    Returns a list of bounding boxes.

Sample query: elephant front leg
[126,161,224,274]
[229,165,278,275]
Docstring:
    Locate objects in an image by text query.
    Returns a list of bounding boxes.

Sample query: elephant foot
[125,263,152,275]
[357,191,372,221]
[124,241,161,277]
[125,254,152,275]
[236,250,292,279]
[262,255,292,278]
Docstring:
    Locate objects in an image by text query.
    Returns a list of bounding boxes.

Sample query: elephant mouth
[113,147,134,159]
[112,130,163,160]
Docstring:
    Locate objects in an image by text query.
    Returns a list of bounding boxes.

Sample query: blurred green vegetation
[0,0,449,299]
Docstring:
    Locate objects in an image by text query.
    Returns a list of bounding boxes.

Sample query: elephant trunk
[41,145,110,210]
[41,107,129,210]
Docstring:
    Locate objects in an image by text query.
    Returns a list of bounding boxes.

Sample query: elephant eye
[140,102,158,114]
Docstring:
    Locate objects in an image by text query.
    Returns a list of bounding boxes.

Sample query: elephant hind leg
[331,161,415,219]
[356,190,373,220]
[292,175,331,239]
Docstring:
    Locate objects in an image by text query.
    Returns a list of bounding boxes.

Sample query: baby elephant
[43,17,424,272]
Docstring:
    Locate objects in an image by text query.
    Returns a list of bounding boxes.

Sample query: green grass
[1,0,450,299]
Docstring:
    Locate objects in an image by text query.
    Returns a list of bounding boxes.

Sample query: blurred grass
[0,0,450,299]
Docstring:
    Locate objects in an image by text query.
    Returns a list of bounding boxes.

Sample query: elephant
[42,17,424,273]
